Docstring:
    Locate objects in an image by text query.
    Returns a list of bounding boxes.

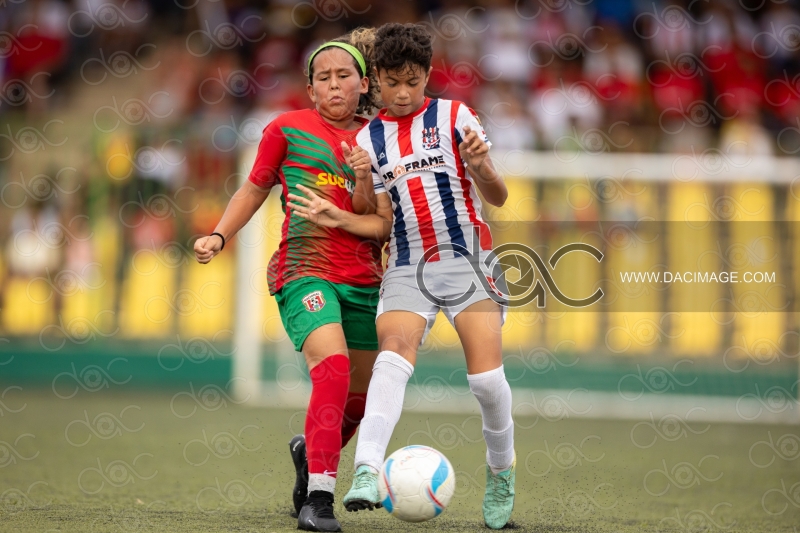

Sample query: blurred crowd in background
[3,0,799,148]
[0,0,798,343]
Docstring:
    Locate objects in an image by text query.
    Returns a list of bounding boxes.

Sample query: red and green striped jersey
[248,109,383,295]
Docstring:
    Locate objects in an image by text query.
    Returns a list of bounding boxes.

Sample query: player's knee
[379,333,421,360]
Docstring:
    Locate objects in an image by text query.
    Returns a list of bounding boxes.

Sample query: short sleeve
[455,103,491,148]
[371,165,385,192]
[247,118,287,189]
[355,127,385,193]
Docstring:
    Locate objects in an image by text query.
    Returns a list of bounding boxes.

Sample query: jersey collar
[313,108,369,132]
[377,97,430,122]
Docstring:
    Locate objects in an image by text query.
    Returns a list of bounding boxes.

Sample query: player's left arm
[457,106,507,207]
[287,184,392,242]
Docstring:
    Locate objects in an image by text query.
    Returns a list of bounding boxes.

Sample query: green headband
[307,42,366,79]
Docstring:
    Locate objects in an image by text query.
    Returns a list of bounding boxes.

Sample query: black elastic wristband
[210,232,225,250]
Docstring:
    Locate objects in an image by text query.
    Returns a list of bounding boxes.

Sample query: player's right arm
[194,180,272,263]
[195,118,286,264]
[344,142,379,215]
[288,184,392,242]
[347,129,382,215]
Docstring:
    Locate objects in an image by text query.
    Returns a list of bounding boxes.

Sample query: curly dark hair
[307,27,380,116]
[373,23,433,76]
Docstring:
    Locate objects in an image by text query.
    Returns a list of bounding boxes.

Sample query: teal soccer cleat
[343,465,382,512]
[483,456,516,529]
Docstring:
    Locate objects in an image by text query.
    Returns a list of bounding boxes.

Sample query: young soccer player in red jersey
[194,30,385,532]
[287,23,516,529]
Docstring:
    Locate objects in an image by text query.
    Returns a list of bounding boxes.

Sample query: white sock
[354,351,414,473]
[308,474,336,494]
[468,365,515,474]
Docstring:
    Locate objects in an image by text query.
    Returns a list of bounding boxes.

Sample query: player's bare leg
[348,349,378,392]
[302,323,350,370]
[345,311,426,511]
[454,299,516,529]
[376,310,428,365]
[455,299,503,374]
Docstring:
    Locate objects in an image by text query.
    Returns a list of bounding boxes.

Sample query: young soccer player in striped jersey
[194,30,387,532]
[287,22,516,530]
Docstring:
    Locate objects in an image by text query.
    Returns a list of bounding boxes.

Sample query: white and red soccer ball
[378,445,456,522]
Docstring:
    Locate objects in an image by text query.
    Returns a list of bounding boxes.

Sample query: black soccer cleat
[289,434,308,518]
[297,490,342,532]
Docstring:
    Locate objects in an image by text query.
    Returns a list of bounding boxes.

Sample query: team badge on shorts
[302,290,326,312]
[422,126,440,150]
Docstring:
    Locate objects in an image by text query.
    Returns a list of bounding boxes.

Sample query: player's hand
[458,126,489,169]
[194,234,223,264]
[342,142,371,182]
[287,184,344,228]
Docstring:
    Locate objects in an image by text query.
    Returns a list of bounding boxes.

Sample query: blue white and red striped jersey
[356,97,494,269]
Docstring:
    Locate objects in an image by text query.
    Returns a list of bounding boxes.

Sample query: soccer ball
[378,445,456,522]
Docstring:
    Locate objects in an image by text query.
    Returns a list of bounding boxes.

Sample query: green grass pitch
[0,388,798,532]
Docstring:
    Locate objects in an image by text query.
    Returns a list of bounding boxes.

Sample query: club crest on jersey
[302,291,326,312]
[421,126,440,150]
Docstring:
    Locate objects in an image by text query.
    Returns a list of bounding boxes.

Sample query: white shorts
[376,251,508,344]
